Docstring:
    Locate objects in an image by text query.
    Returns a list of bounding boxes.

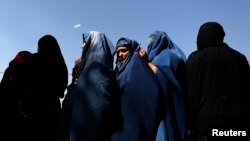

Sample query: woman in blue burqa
[147,31,187,141]
[111,37,161,141]
[69,31,121,141]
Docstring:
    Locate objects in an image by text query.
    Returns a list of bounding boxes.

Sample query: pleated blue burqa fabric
[70,31,121,141]
[111,38,161,141]
[147,31,187,141]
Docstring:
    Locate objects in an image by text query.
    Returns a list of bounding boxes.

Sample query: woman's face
[116,46,130,63]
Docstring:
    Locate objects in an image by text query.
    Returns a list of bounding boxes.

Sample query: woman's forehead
[116,46,128,51]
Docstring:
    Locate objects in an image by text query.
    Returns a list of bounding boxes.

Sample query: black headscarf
[197,22,225,51]
[38,35,66,65]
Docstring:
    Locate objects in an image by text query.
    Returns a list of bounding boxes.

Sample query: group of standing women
[0,21,249,141]
[0,35,68,141]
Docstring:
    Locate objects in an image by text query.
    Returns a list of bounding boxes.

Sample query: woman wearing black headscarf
[29,35,68,141]
[186,22,250,141]
[111,37,161,141]
[0,51,32,140]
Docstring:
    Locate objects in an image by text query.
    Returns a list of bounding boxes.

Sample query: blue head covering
[70,31,120,141]
[115,37,139,73]
[147,31,187,141]
[116,37,134,50]
[79,31,115,71]
[147,31,169,61]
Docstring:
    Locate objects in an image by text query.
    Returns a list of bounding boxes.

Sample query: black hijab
[187,22,250,135]
[197,22,225,51]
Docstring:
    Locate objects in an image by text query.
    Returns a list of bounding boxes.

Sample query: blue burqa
[147,31,187,141]
[111,38,161,141]
[70,31,121,141]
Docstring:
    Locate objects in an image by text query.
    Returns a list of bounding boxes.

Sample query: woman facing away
[69,31,121,141]
[146,31,187,141]
[0,51,32,141]
[28,35,68,141]
[186,22,250,141]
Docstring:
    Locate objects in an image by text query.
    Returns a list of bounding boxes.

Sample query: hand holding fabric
[139,49,149,62]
